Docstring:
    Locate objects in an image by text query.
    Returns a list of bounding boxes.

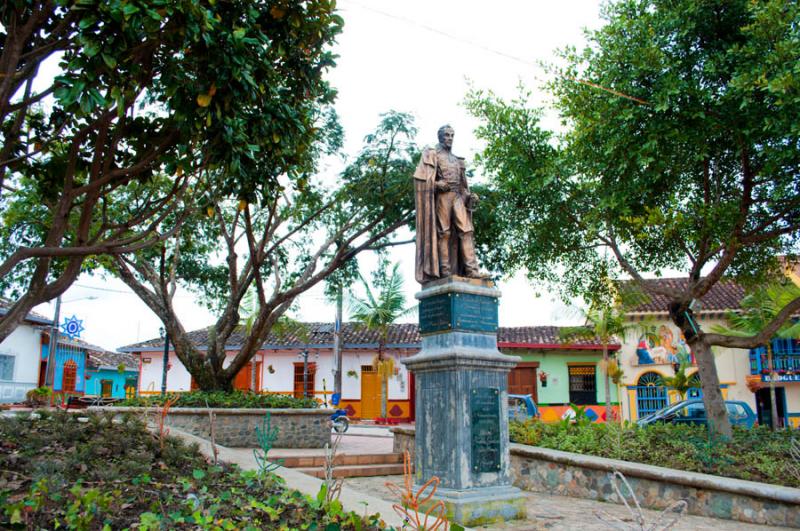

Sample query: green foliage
[1,0,346,302]
[118,390,318,409]
[0,411,386,529]
[510,419,798,486]
[657,364,700,400]
[466,0,800,303]
[349,261,414,344]
[253,413,284,476]
[25,386,52,406]
[713,283,800,343]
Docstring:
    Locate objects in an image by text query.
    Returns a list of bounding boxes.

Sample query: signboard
[470,387,501,473]
[60,315,84,340]
[419,293,498,335]
[763,374,800,383]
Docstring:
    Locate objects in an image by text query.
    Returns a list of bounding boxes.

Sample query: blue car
[508,394,539,422]
[637,399,756,428]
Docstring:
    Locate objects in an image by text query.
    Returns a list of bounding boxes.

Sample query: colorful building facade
[122,323,620,422]
[0,300,52,403]
[85,350,138,399]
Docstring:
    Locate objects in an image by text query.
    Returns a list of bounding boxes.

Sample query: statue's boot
[438,231,452,277]
[461,231,490,279]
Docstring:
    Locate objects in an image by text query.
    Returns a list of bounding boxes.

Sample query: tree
[350,261,414,420]
[467,0,800,437]
[0,0,343,342]
[559,292,646,422]
[713,283,800,430]
[113,112,418,391]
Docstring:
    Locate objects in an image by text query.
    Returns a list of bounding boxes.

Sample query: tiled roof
[120,323,614,351]
[497,326,619,348]
[0,298,53,325]
[621,278,745,314]
[87,350,138,371]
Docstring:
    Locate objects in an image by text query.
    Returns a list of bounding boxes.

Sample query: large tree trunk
[766,343,779,431]
[603,344,611,423]
[689,337,732,438]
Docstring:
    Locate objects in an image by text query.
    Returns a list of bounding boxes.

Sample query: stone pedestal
[402,276,526,526]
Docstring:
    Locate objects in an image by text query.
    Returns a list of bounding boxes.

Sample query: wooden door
[100,380,113,397]
[508,363,538,401]
[293,363,316,398]
[233,362,262,392]
[360,365,381,419]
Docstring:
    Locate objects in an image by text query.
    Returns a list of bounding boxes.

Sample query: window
[568,365,596,405]
[635,372,668,418]
[293,362,316,398]
[726,402,748,420]
[0,354,14,381]
[62,359,77,392]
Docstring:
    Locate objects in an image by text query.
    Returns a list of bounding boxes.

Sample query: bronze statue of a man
[413,125,486,283]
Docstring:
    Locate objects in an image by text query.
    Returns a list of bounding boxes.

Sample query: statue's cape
[413,147,439,283]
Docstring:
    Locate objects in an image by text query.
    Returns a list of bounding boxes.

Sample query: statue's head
[437,124,454,149]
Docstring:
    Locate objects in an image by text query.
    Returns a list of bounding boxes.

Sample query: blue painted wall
[40,344,86,392]
[85,369,138,398]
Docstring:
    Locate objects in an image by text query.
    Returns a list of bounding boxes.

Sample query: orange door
[233,362,261,391]
[361,365,381,419]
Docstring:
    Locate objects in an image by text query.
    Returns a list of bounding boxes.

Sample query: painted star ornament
[61,315,85,340]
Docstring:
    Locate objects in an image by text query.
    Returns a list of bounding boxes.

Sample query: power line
[341,0,542,70]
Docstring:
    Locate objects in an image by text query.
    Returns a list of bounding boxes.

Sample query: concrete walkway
[170,427,785,530]
[169,427,408,528]
[343,474,786,530]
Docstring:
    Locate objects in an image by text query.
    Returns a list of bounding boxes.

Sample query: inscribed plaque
[470,387,501,472]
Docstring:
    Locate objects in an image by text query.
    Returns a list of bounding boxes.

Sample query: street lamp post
[160,327,169,397]
[44,296,62,389]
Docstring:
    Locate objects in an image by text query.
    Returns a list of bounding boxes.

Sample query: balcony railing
[750,338,800,378]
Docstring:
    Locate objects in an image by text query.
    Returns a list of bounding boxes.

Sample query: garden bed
[0,410,384,529]
[509,420,798,487]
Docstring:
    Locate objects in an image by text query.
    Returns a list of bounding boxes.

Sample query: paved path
[267,431,394,458]
[343,475,784,530]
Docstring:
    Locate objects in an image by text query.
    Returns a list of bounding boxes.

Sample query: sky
[32,0,607,351]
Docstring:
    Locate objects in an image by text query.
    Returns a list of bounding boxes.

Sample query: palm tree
[350,263,414,420]
[713,283,800,430]
[560,305,638,423]
[658,363,700,401]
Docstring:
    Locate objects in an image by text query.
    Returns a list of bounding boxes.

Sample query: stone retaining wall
[391,427,800,527]
[93,407,332,448]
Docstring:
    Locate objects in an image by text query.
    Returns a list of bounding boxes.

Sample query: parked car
[637,399,756,428]
[508,394,539,422]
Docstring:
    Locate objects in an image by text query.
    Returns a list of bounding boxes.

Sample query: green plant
[657,364,700,401]
[253,413,283,476]
[118,390,318,409]
[347,370,358,379]
[25,386,52,406]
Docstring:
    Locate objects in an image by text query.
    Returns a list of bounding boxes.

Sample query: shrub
[0,411,383,529]
[24,386,52,406]
[510,419,799,487]
[118,390,319,409]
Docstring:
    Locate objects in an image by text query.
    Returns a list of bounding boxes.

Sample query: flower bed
[509,420,798,487]
[0,410,384,529]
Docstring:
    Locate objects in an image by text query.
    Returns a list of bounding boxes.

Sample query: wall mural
[635,325,695,366]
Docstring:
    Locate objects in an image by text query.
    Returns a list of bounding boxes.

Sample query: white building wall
[0,323,43,402]
[138,347,415,403]
[138,351,192,393]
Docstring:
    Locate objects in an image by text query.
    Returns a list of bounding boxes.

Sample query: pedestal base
[405,276,526,527]
[430,485,527,527]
